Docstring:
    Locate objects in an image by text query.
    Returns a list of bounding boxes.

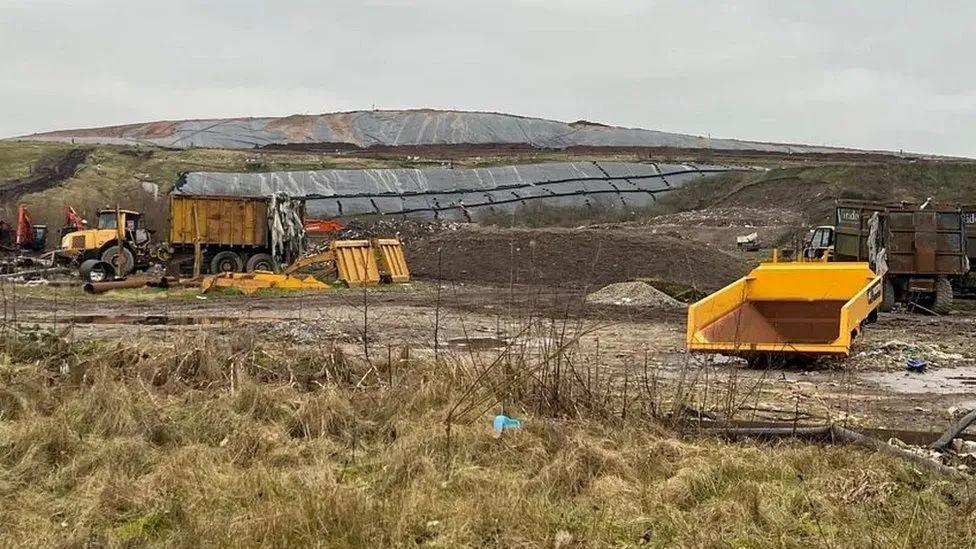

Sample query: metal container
[169,195,269,248]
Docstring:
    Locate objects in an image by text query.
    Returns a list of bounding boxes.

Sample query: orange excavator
[0,205,87,253]
[304,218,344,234]
[1,204,49,252]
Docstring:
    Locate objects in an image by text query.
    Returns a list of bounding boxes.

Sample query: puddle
[29,315,240,326]
[865,366,976,396]
[446,336,509,350]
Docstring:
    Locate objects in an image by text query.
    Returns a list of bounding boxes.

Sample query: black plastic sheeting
[175,162,739,221]
[22,110,864,155]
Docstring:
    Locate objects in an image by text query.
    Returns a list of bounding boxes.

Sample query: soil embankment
[408,225,749,291]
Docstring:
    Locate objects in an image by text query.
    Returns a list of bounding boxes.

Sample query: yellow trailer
[170,195,269,249]
[169,195,304,274]
[686,261,882,358]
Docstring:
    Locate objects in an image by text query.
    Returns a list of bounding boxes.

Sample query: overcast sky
[2,0,974,156]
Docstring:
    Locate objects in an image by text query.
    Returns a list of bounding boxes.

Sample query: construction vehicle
[304,218,344,234]
[804,200,969,313]
[57,207,152,278]
[59,194,306,281]
[14,205,47,251]
[60,206,87,239]
[0,205,49,252]
[200,238,410,294]
[958,205,976,296]
[687,258,883,362]
[168,194,304,274]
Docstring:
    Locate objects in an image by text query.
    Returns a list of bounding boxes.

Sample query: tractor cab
[95,209,150,245]
[804,225,835,260]
[23,224,48,251]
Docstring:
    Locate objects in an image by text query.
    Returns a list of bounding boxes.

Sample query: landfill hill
[9,108,938,158]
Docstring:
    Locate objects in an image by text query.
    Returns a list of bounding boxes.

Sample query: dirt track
[0,148,89,204]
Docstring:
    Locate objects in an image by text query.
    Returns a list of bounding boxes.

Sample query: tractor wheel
[79,259,115,283]
[101,246,134,277]
[245,253,275,272]
[880,278,896,313]
[932,276,953,315]
[210,251,243,274]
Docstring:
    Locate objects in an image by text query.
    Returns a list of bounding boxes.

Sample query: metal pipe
[83,276,174,294]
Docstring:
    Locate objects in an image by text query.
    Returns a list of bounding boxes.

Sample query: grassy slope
[0,329,973,548]
[655,161,976,224]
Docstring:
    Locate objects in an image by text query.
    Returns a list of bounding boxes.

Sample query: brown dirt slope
[407,225,749,290]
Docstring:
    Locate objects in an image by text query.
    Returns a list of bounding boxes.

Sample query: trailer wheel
[101,246,134,277]
[246,253,275,272]
[880,278,895,312]
[210,251,244,273]
[932,276,953,315]
[79,259,115,283]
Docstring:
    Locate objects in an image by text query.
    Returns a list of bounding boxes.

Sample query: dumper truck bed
[687,262,882,357]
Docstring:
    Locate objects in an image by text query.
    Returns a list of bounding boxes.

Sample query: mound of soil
[407,225,749,290]
[586,281,684,308]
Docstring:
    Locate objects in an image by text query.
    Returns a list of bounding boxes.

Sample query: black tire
[79,259,115,283]
[101,246,134,277]
[210,251,244,274]
[880,278,896,313]
[932,276,953,315]
[245,253,275,272]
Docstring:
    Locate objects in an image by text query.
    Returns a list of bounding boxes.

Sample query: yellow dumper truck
[686,259,883,363]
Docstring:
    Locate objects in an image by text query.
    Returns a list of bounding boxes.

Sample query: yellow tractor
[57,208,154,280]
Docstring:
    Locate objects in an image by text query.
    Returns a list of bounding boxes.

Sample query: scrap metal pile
[199,238,410,294]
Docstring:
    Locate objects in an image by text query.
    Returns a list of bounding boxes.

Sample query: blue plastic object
[492,415,521,434]
[906,359,927,373]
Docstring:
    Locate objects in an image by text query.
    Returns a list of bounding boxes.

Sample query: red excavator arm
[15,204,33,247]
[305,218,344,233]
[66,205,85,231]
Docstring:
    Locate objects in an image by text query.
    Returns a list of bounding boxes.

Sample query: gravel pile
[586,281,685,309]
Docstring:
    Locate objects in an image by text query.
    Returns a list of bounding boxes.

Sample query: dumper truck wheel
[101,246,134,277]
[210,251,243,273]
[880,279,895,312]
[245,253,274,272]
[79,259,114,283]
[932,276,953,315]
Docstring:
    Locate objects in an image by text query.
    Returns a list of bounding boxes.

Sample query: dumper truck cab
[58,209,150,276]
[803,201,969,313]
[804,225,835,259]
[957,206,976,297]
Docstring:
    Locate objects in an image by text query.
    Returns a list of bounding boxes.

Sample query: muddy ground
[8,278,975,435]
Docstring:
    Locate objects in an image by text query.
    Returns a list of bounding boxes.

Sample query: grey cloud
[1,0,974,156]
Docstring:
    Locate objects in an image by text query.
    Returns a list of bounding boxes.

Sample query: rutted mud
[0,148,89,203]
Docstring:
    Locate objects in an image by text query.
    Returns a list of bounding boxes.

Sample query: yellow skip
[687,261,882,358]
